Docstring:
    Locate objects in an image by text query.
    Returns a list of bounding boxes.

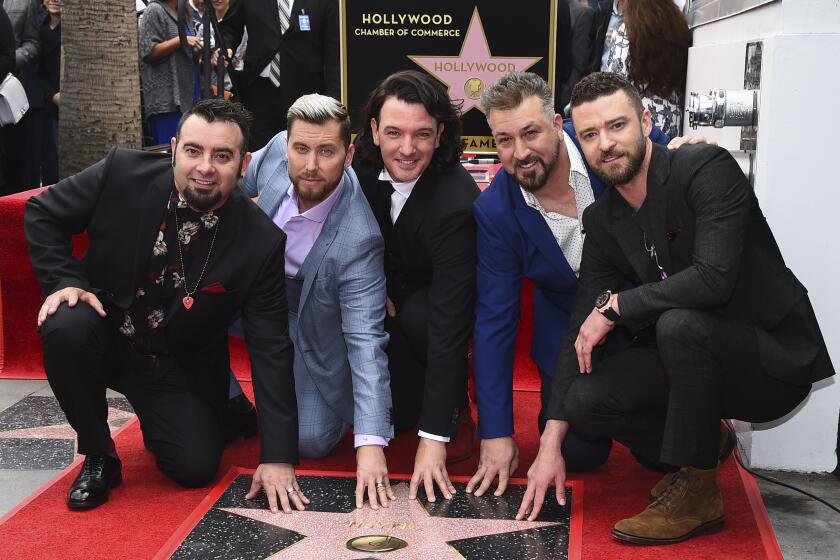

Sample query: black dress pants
[39,304,225,488]
[562,308,811,467]
[386,288,468,436]
[239,76,288,152]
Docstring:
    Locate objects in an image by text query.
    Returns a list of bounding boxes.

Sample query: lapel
[609,190,651,283]
[257,159,292,218]
[607,145,675,284]
[394,169,435,241]
[297,170,353,312]
[374,178,394,238]
[643,145,674,275]
[508,174,577,280]
[126,169,172,307]
[284,0,300,35]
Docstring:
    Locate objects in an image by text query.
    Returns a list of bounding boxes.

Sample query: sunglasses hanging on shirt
[643,232,668,280]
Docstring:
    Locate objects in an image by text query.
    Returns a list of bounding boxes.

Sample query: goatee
[516,139,561,193]
[183,185,222,212]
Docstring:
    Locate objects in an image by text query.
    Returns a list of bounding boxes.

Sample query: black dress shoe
[224,394,258,443]
[68,454,122,510]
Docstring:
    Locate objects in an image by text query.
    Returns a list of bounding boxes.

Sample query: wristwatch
[595,290,620,322]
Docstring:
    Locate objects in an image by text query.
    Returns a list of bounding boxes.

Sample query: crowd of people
[0,0,61,195]
[1,0,693,194]
[11,0,835,550]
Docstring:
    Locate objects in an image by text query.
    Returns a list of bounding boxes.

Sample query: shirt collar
[563,130,589,186]
[282,174,345,223]
[517,132,591,207]
[379,168,421,197]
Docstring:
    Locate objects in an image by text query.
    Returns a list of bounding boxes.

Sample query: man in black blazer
[354,71,480,503]
[518,74,834,543]
[25,99,306,514]
[559,0,596,110]
[221,0,340,151]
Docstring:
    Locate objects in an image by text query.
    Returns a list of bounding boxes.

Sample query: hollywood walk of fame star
[221,483,560,560]
[408,8,542,115]
[0,404,134,445]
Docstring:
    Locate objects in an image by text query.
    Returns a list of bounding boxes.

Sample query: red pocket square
[201,282,227,293]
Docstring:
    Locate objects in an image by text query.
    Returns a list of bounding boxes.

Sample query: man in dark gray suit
[517,73,834,544]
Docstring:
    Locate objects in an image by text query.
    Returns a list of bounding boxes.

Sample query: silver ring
[375,481,386,489]
[286,487,298,495]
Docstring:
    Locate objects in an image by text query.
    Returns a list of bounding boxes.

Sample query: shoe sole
[67,472,123,510]
[611,516,725,545]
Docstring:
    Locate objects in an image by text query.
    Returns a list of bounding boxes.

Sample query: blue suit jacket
[240,131,393,438]
[473,121,669,439]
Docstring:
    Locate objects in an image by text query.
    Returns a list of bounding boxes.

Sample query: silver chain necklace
[174,202,220,309]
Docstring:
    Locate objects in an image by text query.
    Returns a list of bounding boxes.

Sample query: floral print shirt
[117,190,222,355]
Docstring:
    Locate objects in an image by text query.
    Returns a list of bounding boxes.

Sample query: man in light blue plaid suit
[238,94,395,510]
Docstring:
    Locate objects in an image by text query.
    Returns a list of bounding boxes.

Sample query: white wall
[687,0,840,471]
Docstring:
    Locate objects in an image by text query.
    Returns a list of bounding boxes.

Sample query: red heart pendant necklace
[174,204,219,310]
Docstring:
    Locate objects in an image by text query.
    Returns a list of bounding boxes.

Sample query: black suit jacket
[222,0,339,104]
[553,0,572,115]
[358,164,480,436]
[548,144,835,420]
[559,0,595,109]
[589,0,614,74]
[24,147,298,464]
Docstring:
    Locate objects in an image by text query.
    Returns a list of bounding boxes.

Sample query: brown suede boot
[649,422,736,501]
[612,466,724,545]
[648,471,679,502]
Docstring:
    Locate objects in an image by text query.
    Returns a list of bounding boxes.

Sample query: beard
[182,185,222,212]
[515,139,561,193]
[293,173,340,203]
[592,133,647,187]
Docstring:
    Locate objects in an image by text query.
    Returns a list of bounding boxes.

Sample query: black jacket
[25,147,299,464]
[549,144,835,419]
[357,163,480,435]
[221,0,340,105]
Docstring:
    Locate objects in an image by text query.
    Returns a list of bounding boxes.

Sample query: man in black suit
[517,73,834,543]
[25,99,307,514]
[559,0,596,110]
[221,0,339,151]
[354,70,480,503]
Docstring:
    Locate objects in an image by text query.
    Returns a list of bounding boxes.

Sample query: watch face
[595,291,611,308]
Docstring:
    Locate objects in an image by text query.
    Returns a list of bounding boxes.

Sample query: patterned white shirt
[519,132,594,277]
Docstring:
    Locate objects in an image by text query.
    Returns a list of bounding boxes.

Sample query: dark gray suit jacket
[548,144,835,420]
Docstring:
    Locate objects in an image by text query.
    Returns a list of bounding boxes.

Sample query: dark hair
[354,70,463,172]
[624,0,691,99]
[570,72,645,117]
[287,94,352,148]
[176,98,252,154]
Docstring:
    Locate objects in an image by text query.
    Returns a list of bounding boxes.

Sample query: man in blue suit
[467,72,670,497]
[238,94,395,510]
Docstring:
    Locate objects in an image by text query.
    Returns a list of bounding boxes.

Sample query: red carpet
[0,384,781,560]
[0,188,88,379]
